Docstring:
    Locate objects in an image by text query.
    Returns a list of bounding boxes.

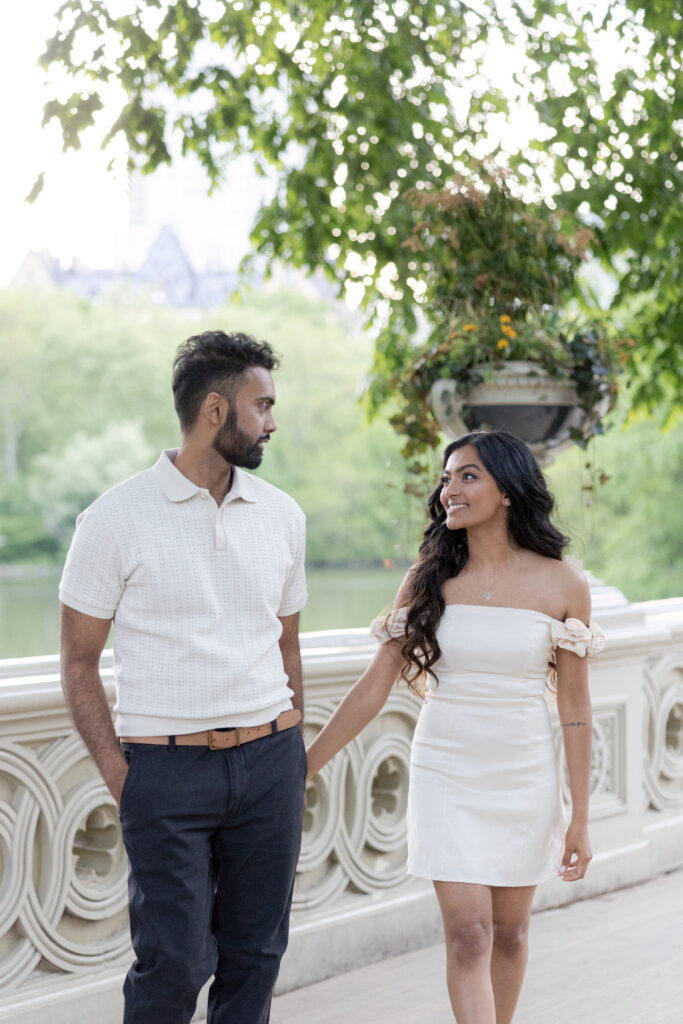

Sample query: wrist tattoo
[561,721,588,727]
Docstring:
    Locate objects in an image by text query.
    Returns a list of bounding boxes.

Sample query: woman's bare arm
[306,570,416,779]
[306,639,405,778]
[555,572,593,881]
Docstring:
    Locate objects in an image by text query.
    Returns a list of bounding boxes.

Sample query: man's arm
[278,612,304,733]
[60,603,128,806]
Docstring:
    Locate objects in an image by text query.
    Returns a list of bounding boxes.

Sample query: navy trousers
[118,726,307,1024]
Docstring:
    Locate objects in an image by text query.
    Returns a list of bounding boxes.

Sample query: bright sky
[0,5,521,288]
[1,3,630,289]
[1,2,133,284]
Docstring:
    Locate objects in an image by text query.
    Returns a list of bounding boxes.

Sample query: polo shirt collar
[225,466,258,504]
[154,450,257,504]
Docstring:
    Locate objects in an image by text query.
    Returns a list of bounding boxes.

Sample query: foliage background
[0,285,680,602]
[0,286,415,567]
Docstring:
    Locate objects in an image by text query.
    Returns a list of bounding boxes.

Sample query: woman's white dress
[371,604,604,887]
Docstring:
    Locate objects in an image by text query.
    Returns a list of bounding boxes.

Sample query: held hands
[559,821,592,881]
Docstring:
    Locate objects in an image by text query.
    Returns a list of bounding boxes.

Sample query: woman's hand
[559,821,592,881]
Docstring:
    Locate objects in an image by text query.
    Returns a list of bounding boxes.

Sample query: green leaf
[24,172,45,205]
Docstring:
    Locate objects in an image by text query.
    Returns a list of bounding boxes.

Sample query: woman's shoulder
[556,557,589,591]
[548,557,590,619]
[519,552,590,620]
[523,550,586,584]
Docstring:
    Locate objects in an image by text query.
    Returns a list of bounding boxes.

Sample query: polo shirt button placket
[214,509,227,551]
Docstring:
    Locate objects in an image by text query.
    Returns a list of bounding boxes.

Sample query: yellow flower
[499,314,511,324]
[501,325,517,338]
[497,338,509,350]
[462,323,478,331]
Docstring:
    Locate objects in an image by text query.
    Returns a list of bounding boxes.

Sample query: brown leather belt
[120,709,302,750]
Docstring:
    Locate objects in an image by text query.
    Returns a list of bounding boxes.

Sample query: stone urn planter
[429,360,611,463]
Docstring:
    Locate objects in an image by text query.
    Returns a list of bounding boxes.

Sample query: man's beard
[212,408,268,469]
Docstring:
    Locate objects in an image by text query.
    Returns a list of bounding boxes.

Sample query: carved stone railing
[640,599,683,811]
[296,646,417,912]
[1,580,683,1023]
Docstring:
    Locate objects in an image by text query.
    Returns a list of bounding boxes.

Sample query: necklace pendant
[484,591,492,600]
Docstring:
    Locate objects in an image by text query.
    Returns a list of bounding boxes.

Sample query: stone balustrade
[1,577,683,1023]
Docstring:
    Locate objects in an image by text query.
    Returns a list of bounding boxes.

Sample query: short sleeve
[59,509,125,619]
[546,617,605,693]
[277,513,308,617]
[370,606,408,644]
[550,617,606,658]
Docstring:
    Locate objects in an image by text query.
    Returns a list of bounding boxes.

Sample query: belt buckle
[208,730,222,750]
[208,728,241,749]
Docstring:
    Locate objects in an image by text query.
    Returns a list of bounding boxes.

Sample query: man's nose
[266,411,278,433]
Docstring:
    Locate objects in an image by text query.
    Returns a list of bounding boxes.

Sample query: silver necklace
[472,559,515,601]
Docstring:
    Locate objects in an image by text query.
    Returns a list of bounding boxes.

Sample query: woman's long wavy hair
[398,430,569,693]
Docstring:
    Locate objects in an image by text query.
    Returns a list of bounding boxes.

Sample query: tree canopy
[40,0,682,415]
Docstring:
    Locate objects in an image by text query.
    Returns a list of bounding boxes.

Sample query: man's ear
[203,391,229,427]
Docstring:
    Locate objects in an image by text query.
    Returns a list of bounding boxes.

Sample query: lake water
[0,566,406,660]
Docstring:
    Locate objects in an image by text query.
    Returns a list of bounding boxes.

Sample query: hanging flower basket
[365,170,626,482]
[429,360,611,463]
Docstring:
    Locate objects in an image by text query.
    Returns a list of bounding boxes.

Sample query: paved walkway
[271,869,683,1023]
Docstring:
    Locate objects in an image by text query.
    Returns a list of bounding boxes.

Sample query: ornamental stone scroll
[295,689,418,912]
[0,733,130,992]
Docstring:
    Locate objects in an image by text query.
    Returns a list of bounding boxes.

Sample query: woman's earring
[503,497,511,507]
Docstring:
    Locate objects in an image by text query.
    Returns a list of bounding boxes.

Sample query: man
[59,330,308,1024]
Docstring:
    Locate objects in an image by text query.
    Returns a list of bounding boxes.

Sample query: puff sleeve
[546,617,606,692]
[369,606,408,644]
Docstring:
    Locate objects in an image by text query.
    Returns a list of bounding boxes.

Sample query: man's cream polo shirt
[59,450,308,736]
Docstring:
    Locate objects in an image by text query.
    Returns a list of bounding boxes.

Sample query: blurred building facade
[11,154,338,307]
[12,151,267,306]
[13,224,239,308]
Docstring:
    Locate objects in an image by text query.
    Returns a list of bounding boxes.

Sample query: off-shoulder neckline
[443,603,556,621]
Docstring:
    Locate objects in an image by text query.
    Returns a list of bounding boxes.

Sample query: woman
[305,430,604,1024]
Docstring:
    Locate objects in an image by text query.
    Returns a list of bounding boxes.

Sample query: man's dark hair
[172,330,280,429]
